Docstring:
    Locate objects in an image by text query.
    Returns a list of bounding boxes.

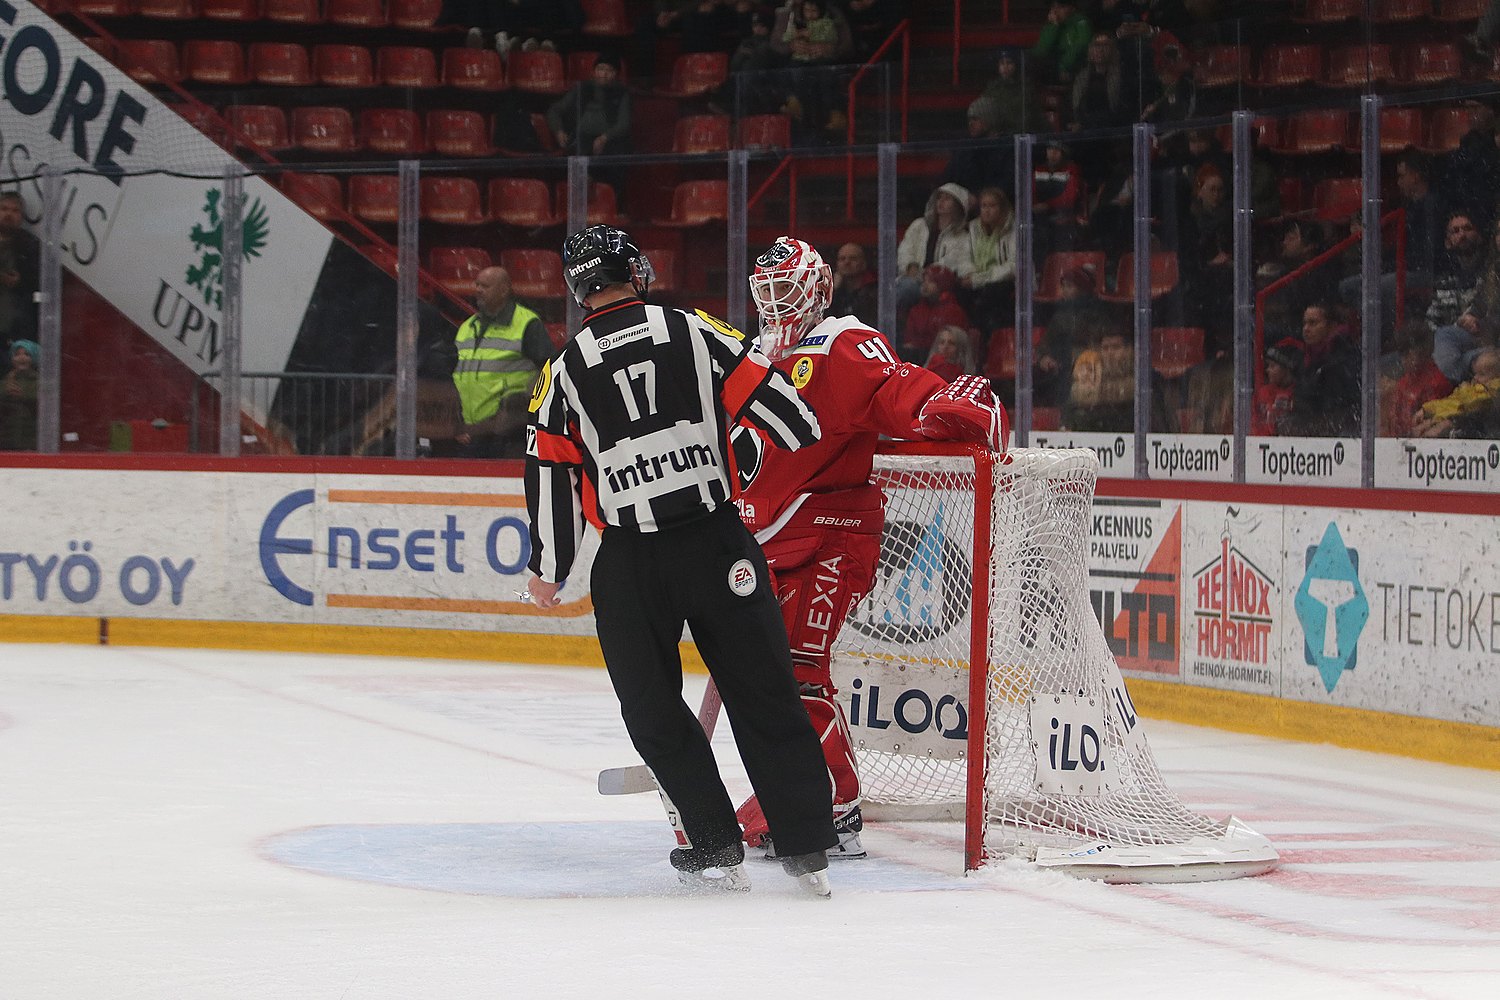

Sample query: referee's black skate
[670,842,750,893]
[780,850,832,898]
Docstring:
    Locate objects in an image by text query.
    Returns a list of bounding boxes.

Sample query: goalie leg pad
[802,692,861,808]
[768,529,882,691]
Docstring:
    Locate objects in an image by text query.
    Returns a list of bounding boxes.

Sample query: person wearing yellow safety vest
[452,265,552,457]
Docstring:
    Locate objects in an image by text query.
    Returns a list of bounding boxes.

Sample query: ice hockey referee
[523,225,838,897]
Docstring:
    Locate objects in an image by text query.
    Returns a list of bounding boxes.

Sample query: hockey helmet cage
[561,224,654,306]
[749,237,832,361]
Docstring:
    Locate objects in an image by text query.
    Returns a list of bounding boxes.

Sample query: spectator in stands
[1038,263,1111,405]
[0,338,38,451]
[451,266,551,458]
[1031,0,1092,84]
[1340,150,1446,338]
[1381,321,1452,437]
[1285,302,1361,438]
[1062,330,1172,432]
[843,0,902,60]
[547,53,632,158]
[1251,338,1302,437]
[1410,348,1500,439]
[1168,129,1231,198]
[1086,141,1135,260]
[1434,215,1500,384]
[901,265,971,362]
[896,181,973,317]
[1181,355,1233,434]
[943,98,1011,195]
[1070,33,1133,135]
[0,192,39,354]
[977,49,1042,135]
[1441,106,1500,235]
[1426,212,1487,369]
[830,242,878,325]
[1267,219,1336,339]
[1140,43,1194,128]
[773,0,855,140]
[960,187,1018,339]
[1033,140,1083,259]
[712,9,786,118]
[1179,167,1232,356]
[925,324,980,382]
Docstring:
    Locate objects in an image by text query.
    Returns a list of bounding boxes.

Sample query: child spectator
[1381,321,1452,437]
[1252,338,1302,437]
[1410,349,1500,439]
[902,265,972,362]
[0,338,38,451]
[1033,141,1083,258]
[925,325,980,382]
[896,181,973,316]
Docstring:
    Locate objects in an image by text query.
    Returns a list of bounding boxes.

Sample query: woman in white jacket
[959,186,1017,338]
[895,181,974,317]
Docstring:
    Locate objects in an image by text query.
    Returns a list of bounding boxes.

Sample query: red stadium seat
[429,246,491,297]
[501,249,567,299]
[314,45,375,87]
[200,0,260,19]
[378,46,439,88]
[1032,407,1062,431]
[1373,0,1431,22]
[653,180,729,227]
[1252,44,1323,88]
[427,110,497,157]
[283,173,345,221]
[83,35,114,59]
[983,328,1046,381]
[390,0,444,29]
[442,48,506,91]
[183,40,248,85]
[555,181,628,225]
[545,323,570,349]
[1194,44,1248,89]
[264,0,321,22]
[73,0,134,14]
[1291,0,1358,22]
[657,51,729,97]
[1270,109,1352,155]
[1033,251,1106,304]
[249,43,313,86]
[1401,42,1462,85]
[1323,44,1395,87]
[361,108,427,155]
[326,0,387,27]
[581,0,631,37]
[1099,253,1179,303]
[1369,107,1425,153]
[640,247,677,294]
[566,51,627,84]
[421,177,486,225]
[673,114,731,154]
[1310,177,1361,220]
[292,106,359,153]
[508,49,566,94]
[171,101,230,147]
[138,0,197,19]
[349,175,401,223]
[1422,105,1476,153]
[1433,0,1486,21]
[489,177,559,226]
[116,39,181,85]
[737,113,792,150]
[225,104,290,151]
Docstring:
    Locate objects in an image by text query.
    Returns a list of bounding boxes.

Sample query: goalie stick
[597,679,722,795]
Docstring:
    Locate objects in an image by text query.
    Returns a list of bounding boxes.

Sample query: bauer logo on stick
[727,559,757,597]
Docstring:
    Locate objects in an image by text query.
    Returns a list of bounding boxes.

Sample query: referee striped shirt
[525,296,821,584]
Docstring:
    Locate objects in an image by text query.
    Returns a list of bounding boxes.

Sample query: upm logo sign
[257,487,561,614]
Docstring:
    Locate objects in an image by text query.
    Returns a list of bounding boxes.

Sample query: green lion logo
[186,189,269,309]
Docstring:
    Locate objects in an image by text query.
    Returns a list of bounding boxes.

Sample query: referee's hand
[526,576,563,609]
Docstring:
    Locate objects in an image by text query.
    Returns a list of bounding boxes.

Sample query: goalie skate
[670,842,751,893]
[763,805,866,861]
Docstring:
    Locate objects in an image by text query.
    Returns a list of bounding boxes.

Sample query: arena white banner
[2,2,335,378]
[1087,497,1182,677]
[1145,434,1235,482]
[1179,502,1285,697]
[1028,430,1135,478]
[1246,436,1362,488]
[1373,438,1500,494]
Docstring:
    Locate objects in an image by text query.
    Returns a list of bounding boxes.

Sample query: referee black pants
[591,504,837,859]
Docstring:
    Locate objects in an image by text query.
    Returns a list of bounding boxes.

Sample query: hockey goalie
[734,236,1009,860]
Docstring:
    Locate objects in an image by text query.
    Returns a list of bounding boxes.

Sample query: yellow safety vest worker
[452,304,541,425]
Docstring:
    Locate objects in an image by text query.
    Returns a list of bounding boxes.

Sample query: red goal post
[832,442,1278,882]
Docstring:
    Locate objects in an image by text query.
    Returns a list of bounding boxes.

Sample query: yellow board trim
[1,615,1493,770]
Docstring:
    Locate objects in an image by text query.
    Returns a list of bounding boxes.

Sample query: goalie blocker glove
[916,374,1010,452]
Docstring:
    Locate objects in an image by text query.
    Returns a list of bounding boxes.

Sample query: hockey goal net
[831,443,1277,882]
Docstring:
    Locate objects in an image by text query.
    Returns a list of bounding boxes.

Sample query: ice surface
[2,644,1498,999]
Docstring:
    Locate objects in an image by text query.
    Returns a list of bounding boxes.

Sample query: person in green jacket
[452,267,552,458]
[1030,0,1092,84]
[0,338,38,451]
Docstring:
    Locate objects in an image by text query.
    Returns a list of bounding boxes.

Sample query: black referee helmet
[561,224,655,306]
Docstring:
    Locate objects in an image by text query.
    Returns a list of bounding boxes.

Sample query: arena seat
[264,0,321,23]
[327,0,387,27]
[249,43,313,86]
[640,247,677,293]
[1422,105,1475,153]
[1401,42,1461,85]
[1099,253,1179,303]
[673,114,731,154]
[1270,109,1352,155]
[138,0,197,20]
[1370,107,1425,154]
[1151,328,1206,380]
[652,180,729,227]
[1252,44,1324,89]
[1032,407,1062,431]
[984,328,1045,381]
[183,40,248,85]
[1432,0,1486,22]
[581,0,631,37]
[361,109,427,155]
[1290,0,1358,23]
[292,106,359,153]
[555,181,628,225]
[737,114,792,150]
[1310,177,1361,220]
[171,101,230,147]
[116,39,181,84]
[489,178,560,227]
[429,246,491,297]
[314,45,375,87]
[508,50,567,95]
[225,104,290,151]
[1194,45,1248,89]
[1323,44,1395,88]
[73,0,135,14]
[379,47,439,88]
[283,173,345,221]
[420,178,486,225]
[500,249,567,299]
[442,48,506,91]
[200,0,260,20]
[349,175,401,223]
[1373,0,1431,22]
[427,111,498,157]
[656,52,729,97]
[1033,251,1106,304]
[390,0,445,29]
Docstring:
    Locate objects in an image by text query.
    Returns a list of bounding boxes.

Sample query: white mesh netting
[833,445,1277,877]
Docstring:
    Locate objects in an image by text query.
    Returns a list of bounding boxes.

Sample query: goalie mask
[749,237,832,361]
[561,224,654,307]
